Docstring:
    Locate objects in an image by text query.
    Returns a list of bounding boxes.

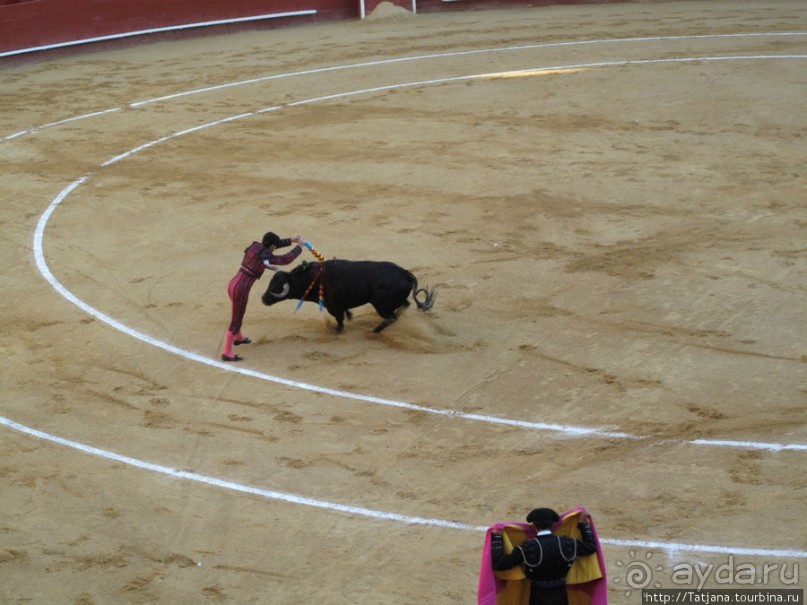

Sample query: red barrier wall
[0,0,355,58]
[0,0,627,60]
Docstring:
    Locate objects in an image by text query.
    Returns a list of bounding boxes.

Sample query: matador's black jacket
[490,521,598,605]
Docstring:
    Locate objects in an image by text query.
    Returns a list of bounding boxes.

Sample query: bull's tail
[412,276,437,311]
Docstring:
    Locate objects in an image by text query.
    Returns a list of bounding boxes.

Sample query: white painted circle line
[32,52,807,452]
[3,108,124,141]
[3,32,805,141]
[3,414,805,559]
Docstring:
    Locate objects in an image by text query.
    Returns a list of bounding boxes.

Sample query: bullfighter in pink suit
[221,231,304,362]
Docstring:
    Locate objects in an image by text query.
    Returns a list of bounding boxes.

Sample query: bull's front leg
[332,310,346,333]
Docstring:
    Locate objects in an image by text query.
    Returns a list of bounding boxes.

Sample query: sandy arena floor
[1,1,805,603]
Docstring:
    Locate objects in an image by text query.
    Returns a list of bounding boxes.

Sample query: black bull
[261,260,437,333]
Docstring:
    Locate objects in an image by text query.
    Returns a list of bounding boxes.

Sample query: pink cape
[477,508,608,605]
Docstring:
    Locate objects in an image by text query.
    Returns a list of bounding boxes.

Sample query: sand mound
[365,1,415,21]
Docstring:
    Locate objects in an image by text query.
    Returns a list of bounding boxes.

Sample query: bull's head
[261,261,311,306]
[262,272,291,306]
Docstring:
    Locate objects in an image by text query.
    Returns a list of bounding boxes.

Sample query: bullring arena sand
[1,1,806,603]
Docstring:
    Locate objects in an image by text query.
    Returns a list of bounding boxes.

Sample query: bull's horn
[270,283,290,298]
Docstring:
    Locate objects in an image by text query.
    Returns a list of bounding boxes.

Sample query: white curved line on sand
[3,415,806,558]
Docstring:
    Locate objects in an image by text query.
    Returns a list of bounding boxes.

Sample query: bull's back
[323,260,414,306]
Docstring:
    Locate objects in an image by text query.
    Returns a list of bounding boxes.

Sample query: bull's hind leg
[371,300,409,333]
[372,316,396,333]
